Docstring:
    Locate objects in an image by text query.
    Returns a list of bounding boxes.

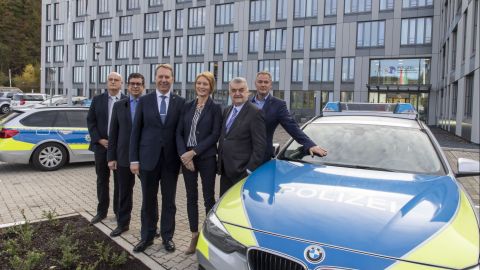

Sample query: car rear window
[20,110,88,128]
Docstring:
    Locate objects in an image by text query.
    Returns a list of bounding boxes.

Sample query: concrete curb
[0,212,78,229]
[80,211,166,270]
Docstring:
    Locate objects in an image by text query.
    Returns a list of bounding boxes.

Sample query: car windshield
[279,123,445,175]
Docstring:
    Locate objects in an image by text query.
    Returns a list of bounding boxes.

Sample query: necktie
[107,96,117,135]
[226,107,238,133]
[130,99,137,123]
[159,95,167,124]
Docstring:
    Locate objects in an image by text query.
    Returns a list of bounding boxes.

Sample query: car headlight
[203,211,246,254]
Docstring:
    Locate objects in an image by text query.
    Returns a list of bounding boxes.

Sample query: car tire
[32,143,68,171]
[0,105,9,114]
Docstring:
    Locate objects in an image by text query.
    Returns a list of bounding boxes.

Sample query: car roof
[312,115,421,129]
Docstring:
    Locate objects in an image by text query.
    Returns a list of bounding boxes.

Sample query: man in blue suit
[130,64,185,253]
[252,71,327,163]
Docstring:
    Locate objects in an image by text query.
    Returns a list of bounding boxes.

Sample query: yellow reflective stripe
[196,231,209,259]
[68,144,89,150]
[216,179,257,247]
[0,138,34,151]
[389,191,479,269]
[7,126,88,131]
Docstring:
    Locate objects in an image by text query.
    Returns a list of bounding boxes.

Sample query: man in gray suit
[218,77,266,196]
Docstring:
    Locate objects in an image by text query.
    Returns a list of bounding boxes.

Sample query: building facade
[40,0,479,143]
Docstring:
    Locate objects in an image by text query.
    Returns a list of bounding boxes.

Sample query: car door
[54,110,92,162]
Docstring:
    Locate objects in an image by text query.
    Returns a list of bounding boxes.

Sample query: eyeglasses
[128,82,143,87]
[230,88,247,93]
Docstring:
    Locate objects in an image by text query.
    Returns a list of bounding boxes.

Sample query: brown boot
[185,232,199,255]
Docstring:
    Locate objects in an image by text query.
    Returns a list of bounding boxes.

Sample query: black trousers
[94,151,118,216]
[139,155,179,242]
[116,165,135,228]
[182,156,216,232]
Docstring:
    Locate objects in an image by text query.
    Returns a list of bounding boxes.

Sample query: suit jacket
[176,97,222,159]
[107,98,134,167]
[254,95,315,162]
[218,102,266,182]
[87,92,126,153]
[129,91,185,172]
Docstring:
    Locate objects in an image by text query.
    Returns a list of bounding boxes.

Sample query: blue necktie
[130,99,137,123]
[160,95,167,124]
[226,108,238,133]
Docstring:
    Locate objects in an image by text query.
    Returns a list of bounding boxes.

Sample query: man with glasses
[217,77,266,196]
[107,73,145,237]
[87,72,126,224]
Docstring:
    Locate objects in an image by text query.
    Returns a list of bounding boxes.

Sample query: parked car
[0,107,94,171]
[10,93,47,110]
[0,87,23,99]
[197,102,480,270]
[0,97,10,114]
[33,96,88,108]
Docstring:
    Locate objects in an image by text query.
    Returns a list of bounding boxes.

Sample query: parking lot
[0,127,478,270]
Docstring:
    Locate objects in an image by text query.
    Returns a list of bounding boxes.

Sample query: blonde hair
[256,71,272,81]
[195,71,216,94]
[155,64,174,77]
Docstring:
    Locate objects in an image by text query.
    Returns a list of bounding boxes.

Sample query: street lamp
[93,43,103,96]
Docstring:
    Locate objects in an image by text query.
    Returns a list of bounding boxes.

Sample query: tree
[13,64,40,92]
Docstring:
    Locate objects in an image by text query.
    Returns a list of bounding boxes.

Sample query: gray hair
[229,77,248,89]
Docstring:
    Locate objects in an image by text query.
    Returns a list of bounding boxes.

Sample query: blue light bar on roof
[323,102,341,112]
[394,103,416,114]
[322,102,418,119]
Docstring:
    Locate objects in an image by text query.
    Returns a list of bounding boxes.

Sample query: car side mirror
[273,143,280,157]
[456,158,480,176]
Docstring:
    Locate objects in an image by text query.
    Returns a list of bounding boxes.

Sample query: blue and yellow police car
[0,107,93,171]
[197,103,479,270]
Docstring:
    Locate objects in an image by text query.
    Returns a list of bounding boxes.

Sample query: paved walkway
[0,126,478,270]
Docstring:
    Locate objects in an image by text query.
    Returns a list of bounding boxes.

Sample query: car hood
[222,160,479,268]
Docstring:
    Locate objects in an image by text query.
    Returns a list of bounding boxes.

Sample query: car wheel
[0,105,9,114]
[32,143,68,171]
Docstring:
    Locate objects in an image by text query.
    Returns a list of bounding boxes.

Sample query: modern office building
[40,0,479,143]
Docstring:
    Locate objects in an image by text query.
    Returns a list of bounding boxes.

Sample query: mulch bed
[0,214,149,270]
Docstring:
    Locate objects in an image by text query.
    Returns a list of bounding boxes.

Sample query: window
[277,0,287,20]
[103,41,112,60]
[258,60,280,82]
[116,41,129,59]
[311,24,336,49]
[462,12,467,61]
[46,4,51,21]
[325,0,337,16]
[21,111,57,127]
[164,11,171,31]
[75,44,86,61]
[187,63,204,83]
[342,57,355,82]
[54,24,64,41]
[369,58,431,85]
[54,46,64,62]
[473,0,478,54]
[66,111,88,128]
[452,83,458,116]
[187,35,205,55]
[46,47,53,63]
[340,91,354,102]
[223,61,242,82]
[452,29,457,70]
[100,66,112,83]
[310,58,335,82]
[73,21,84,39]
[144,38,158,57]
[174,63,183,82]
[293,27,305,50]
[249,31,259,53]
[380,0,394,10]
[126,65,139,77]
[163,37,170,57]
[189,7,205,28]
[100,18,112,36]
[215,33,224,55]
[401,17,432,45]
[250,0,271,22]
[120,16,133,35]
[175,36,183,56]
[345,0,372,14]
[464,74,473,118]
[149,0,162,7]
[176,9,184,30]
[145,13,159,32]
[402,0,433,8]
[132,40,140,59]
[291,91,314,110]
[127,0,139,9]
[117,0,124,11]
[292,59,304,82]
[98,0,109,13]
[357,20,385,47]
[90,20,97,37]
[150,64,159,83]
[321,90,333,109]
[294,0,318,18]
[46,25,52,41]
[54,3,60,20]
[228,32,239,54]
[73,67,84,84]
[58,67,64,83]
[216,4,233,25]
[265,29,287,52]
[76,0,87,16]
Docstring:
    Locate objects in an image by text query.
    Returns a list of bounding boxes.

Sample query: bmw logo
[85,134,91,142]
[304,245,325,264]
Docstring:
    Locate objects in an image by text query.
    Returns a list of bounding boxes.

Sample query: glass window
[216,3,233,25]
[294,0,318,18]
[290,91,314,110]
[452,30,457,70]
[342,57,355,82]
[120,16,133,35]
[340,91,354,102]
[402,0,433,8]
[145,13,159,33]
[357,20,385,47]
[369,58,431,85]
[187,35,205,56]
[126,65,139,78]
[66,111,88,128]
[277,0,288,20]
[321,90,333,109]
[150,64,159,83]
[46,25,52,42]
[73,66,84,84]
[265,28,287,52]
[250,0,271,22]
[345,0,372,14]
[54,46,64,62]
[293,27,305,50]
[164,11,171,31]
[90,20,97,38]
[223,61,242,82]
[100,18,112,37]
[127,0,139,9]
[473,0,478,54]
[149,0,162,7]
[98,0,109,13]
[117,0,124,11]
[310,58,335,82]
[46,46,53,63]
[175,36,183,56]
[100,66,112,83]
[258,60,280,82]
[46,4,51,21]
[311,24,336,49]
[144,38,158,58]
[21,111,57,127]
[75,44,86,61]
[54,24,64,41]
[174,63,183,82]
[76,0,87,16]
[105,41,112,60]
[401,17,432,45]
[188,7,205,28]
[163,37,170,57]
[187,62,204,83]
[292,59,304,82]
[380,0,394,10]
[464,74,473,118]
[325,0,337,16]
[54,3,60,20]
[249,31,259,53]
[176,9,184,30]
[228,32,238,54]
[116,41,129,59]
[73,21,84,39]
[215,33,224,55]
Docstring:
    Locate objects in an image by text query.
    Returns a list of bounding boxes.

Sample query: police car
[197,103,480,270]
[0,107,93,171]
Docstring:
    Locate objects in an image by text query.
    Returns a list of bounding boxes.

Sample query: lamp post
[93,43,103,96]
[49,67,56,106]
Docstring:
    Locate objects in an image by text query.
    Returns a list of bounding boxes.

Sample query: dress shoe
[185,232,199,255]
[133,240,154,253]
[90,214,106,224]
[109,226,129,237]
[163,239,176,252]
